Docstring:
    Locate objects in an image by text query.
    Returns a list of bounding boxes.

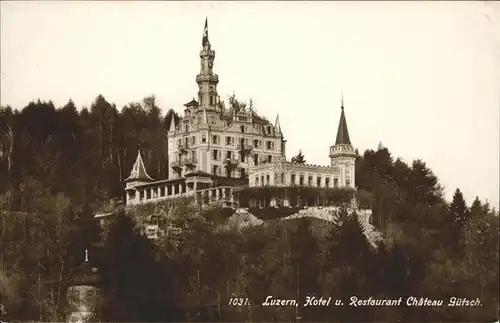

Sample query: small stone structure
[66,250,102,323]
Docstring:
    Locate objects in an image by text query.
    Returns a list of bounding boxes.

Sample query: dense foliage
[1,97,498,322]
[291,150,306,164]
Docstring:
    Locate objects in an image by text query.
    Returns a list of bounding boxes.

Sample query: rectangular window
[308,176,313,186]
[255,176,259,186]
[346,178,351,187]
[128,191,135,200]
[261,176,265,185]
[212,135,219,144]
[266,141,271,149]
[317,176,322,187]
[146,189,151,199]
[334,178,339,188]
[202,134,207,143]
[226,136,232,145]
[267,155,272,163]
[266,174,270,186]
[291,174,296,185]
[140,190,145,200]
[280,173,285,184]
[191,136,196,145]
[212,149,219,160]
[299,175,304,186]
[325,177,330,188]
[212,165,217,175]
[160,186,165,197]
[153,188,158,198]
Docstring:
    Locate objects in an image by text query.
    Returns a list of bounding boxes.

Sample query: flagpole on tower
[202,17,209,47]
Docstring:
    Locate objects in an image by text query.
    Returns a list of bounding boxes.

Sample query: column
[179,183,182,195]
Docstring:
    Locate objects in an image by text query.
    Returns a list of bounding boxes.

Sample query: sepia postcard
[0,1,499,322]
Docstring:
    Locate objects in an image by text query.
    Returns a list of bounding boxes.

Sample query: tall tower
[196,18,219,109]
[329,101,356,188]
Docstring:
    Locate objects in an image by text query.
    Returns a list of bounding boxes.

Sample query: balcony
[223,157,240,167]
[183,157,198,168]
[237,144,253,152]
[171,160,182,171]
[178,142,190,154]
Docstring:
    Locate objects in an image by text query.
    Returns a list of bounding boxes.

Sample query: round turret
[66,250,102,323]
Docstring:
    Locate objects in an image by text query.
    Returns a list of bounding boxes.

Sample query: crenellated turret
[329,99,356,188]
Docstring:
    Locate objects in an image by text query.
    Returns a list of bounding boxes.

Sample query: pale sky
[1,1,499,209]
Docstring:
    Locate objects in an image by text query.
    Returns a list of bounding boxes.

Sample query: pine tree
[291,150,306,164]
[446,188,469,258]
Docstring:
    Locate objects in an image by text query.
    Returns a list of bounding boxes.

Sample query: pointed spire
[274,114,282,133]
[168,117,176,132]
[124,150,153,182]
[335,104,352,145]
[202,17,209,47]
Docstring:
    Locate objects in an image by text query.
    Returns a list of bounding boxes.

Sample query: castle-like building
[124,19,356,208]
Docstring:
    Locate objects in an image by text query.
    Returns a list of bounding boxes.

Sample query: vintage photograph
[1,1,499,322]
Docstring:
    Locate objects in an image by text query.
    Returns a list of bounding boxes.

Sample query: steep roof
[124,150,153,182]
[184,98,199,107]
[335,106,352,145]
[274,114,282,133]
[68,250,101,287]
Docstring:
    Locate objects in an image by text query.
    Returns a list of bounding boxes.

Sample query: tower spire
[196,17,218,109]
[335,102,351,145]
[274,114,282,134]
[124,150,153,182]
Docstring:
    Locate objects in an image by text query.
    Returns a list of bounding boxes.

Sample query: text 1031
[229,298,249,306]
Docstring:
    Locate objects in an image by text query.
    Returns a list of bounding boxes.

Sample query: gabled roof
[124,150,153,182]
[335,106,352,145]
[184,98,199,107]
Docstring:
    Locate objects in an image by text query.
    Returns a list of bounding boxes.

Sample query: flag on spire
[202,17,209,47]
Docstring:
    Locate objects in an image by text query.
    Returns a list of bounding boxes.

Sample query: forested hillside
[0,96,498,322]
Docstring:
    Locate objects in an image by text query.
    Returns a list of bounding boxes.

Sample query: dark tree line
[1,95,180,209]
[0,96,498,322]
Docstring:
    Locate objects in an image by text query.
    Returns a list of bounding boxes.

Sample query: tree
[291,150,306,164]
[99,211,181,322]
[445,188,469,258]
